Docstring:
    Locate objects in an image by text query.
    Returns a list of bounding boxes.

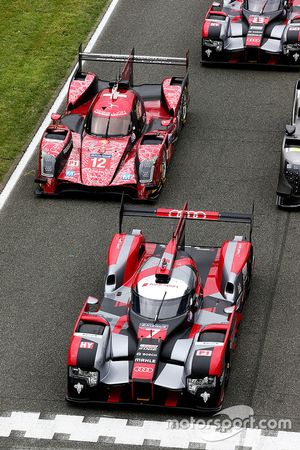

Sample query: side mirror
[224,306,235,316]
[130,128,136,144]
[161,119,172,127]
[286,124,296,136]
[51,113,61,124]
[85,296,100,312]
[167,133,178,146]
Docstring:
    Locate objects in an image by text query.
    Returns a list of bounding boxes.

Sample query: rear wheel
[224,357,231,388]
[177,87,188,132]
[245,247,254,295]
[149,151,167,200]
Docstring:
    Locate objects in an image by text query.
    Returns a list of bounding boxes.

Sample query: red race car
[67,200,254,412]
[35,48,189,200]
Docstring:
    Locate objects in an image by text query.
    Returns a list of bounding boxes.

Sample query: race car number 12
[91,157,110,169]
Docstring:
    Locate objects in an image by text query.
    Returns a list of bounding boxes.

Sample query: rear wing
[77,45,189,87]
[119,199,254,242]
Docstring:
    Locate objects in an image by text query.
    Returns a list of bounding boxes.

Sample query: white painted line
[0,411,298,448]
[0,0,121,212]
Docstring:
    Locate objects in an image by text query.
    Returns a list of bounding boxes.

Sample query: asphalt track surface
[0,0,300,448]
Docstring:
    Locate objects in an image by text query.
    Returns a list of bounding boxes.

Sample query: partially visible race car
[277,80,300,207]
[201,0,300,65]
[67,200,254,412]
[35,47,189,200]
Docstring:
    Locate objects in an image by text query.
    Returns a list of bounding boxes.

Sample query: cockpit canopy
[244,0,282,13]
[132,254,197,320]
[90,113,132,137]
[132,289,192,320]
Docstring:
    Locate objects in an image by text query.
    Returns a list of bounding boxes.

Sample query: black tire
[245,247,254,295]
[177,87,188,133]
[149,151,167,200]
[224,352,231,388]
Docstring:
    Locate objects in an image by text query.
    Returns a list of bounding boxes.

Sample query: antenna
[154,292,167,325]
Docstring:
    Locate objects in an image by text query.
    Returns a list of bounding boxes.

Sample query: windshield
[132,290,191,320]
[245,0,281,13]
[90,114,132,137]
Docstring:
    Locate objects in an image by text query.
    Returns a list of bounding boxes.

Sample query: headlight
[203,39,223,52]
[69,367,98,387]
[139,158,157,184]
[187,376,217,395]
[41,151,56,177]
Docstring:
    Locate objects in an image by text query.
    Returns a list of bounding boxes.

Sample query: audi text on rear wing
[119,199,254,242]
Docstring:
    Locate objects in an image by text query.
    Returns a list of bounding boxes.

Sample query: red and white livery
[35,48,189,200]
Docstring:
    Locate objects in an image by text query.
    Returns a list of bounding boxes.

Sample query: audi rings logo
[133,366,154,373]
[168,209,207,219]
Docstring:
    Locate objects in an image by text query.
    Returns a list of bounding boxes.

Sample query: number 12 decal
[90,157,111,169]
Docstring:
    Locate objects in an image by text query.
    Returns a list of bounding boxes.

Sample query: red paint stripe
[189,324,201,338]
[208,346,224,377]
[202,21,210,38]
[68,335,81,366]
[107,234,126,266]
[81,313,109,326]
[173,256,198,272]
[112,315,128,334]
[107,387,122,403]
[230,242,251,274]
[134,265,157,286]
[203,248,222,297]
[165,391,179,407]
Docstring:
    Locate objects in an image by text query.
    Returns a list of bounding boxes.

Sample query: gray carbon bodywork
[202,0,300,65]
[68,229,253,410]
[277,80,300,207]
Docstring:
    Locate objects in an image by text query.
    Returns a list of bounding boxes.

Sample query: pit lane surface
[0,0,300,449]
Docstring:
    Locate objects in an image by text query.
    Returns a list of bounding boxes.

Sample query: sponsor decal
[62,140,72,155]
[90,153,112,158]
[68,160,79,167]
[138,323,168,340]
[135,357,156,363]
[139,344,159,351]
[89,154,112,170]
[121,173,132,180]
[80,341,94,350]
[94,109,128,117]
[141,281,178,288]
[133,366,154,374]
[200,391,211,403]
[132,362,156,380]
[66,170,74,177]
[74,382,84,394]
[196,349,212,357]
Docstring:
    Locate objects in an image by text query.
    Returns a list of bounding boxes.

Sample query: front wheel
[149,151,167,200]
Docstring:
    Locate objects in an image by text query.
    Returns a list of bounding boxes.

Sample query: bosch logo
[133,366,154,373]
